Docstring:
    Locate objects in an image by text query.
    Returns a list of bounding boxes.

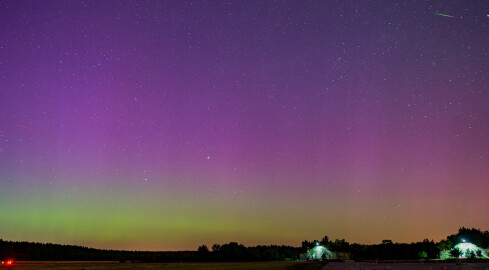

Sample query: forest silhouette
[1,228,488,262]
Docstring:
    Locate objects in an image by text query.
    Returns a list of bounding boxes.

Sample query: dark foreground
[323,262,489,270]
[3,261,489,270]
[1,261,299,270]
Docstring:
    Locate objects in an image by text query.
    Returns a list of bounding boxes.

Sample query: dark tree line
[1,228,488,262]
[439,227,489,251]
[196,242,301,261]
[0,239,197,262]
[0,240,300,262]
[299,228,489,261]
[348,239,440,260]
[301,237,438,260]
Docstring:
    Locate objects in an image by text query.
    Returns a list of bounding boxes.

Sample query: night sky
[1,0,488,251]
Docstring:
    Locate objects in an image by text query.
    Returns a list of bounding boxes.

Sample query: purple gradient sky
[1,0,488,251]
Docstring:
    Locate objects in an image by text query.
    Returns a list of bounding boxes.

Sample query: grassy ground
[5,261,312,270]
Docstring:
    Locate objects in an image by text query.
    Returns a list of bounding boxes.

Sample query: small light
[6,260,13,265]
[462,239,466,243]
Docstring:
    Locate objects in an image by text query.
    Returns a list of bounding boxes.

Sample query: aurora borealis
[1,0,488,251]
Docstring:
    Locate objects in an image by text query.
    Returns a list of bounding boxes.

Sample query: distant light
[456,242,478,256]
[462,239,466,243]
[6,260,13,265]
[316,241,320,246]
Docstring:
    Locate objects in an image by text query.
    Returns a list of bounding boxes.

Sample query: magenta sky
[1,0,488,251]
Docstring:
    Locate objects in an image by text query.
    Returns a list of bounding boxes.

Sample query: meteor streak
[16,124,37,133]
[434,12,454,18]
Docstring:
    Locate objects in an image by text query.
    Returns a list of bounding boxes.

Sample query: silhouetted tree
[320,236,330,246]
[197,245,209,253]
[476,249,482,258]
[211,244,221,252]
[450,247,461,258]
[330,239,350,252]
[446,227,489,248]
[197,245,210,261]
[301,240,312,252]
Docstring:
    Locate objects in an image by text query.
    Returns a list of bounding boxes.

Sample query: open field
[323,262,489,270]
[4,261,300,270]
